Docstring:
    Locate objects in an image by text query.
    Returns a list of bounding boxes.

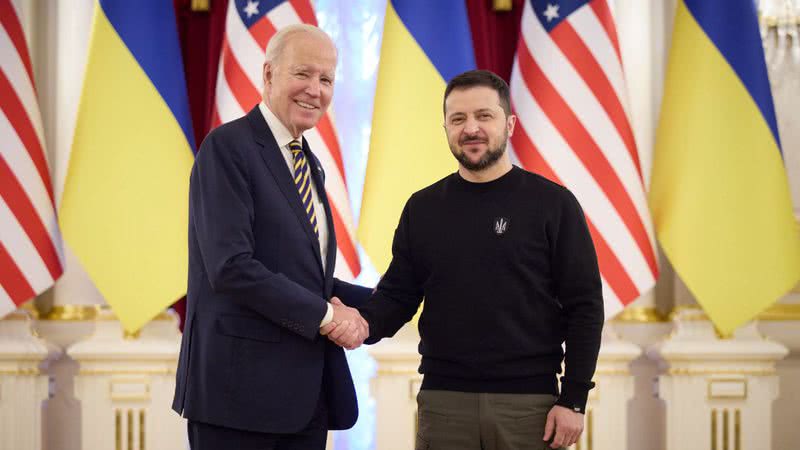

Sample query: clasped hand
[319,297,368,350]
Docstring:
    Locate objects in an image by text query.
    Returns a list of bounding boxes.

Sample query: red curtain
[173,0,227,149]
[171,0,226,329]
[465,0,525,82]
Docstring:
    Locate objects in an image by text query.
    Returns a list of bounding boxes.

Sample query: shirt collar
[258,102,301,149]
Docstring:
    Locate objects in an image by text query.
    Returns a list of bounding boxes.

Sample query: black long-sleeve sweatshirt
[360,166,604,413]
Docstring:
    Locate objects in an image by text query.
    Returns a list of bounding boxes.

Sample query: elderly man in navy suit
[173,24,371,450]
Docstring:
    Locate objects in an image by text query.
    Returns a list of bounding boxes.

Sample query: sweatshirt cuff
[556,378,595,414]
[319,303,334,328]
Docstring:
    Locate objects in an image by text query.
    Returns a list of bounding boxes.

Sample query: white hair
[264,24,337,65]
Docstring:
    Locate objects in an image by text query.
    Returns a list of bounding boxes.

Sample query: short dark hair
[443,70,511,117]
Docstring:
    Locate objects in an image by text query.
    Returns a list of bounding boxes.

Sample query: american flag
[509,0,658,317]
[0,0,64,317]
[212,0,361,280]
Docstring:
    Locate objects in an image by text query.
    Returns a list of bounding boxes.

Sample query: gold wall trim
[128,409,134,450]
[711,409,717,450]
[612,307,669,323]
[0,368,40,376]
[41,305,101,321]
[723,409,729,450]
[140,409,146,450]
[668,368,774,376]
[735,409,741,450]
[761,16,800,27]
[756,303,800,321]
[78,368,175,376]
[707,378,747,400]
[115,409,122,450]
[39,305,175,322]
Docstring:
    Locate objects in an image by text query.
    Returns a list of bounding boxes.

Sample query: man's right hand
[320,297,369,349]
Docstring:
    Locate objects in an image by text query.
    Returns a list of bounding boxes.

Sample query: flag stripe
[0,0,33,85]
[511,0,658,313]
[329,201,359,274]
[214,63,247,122]
[511,65,654,293]
[1,195,53,293]
[509,120,639,303]
[0,1,62,314]
[0,241,35,304]
[267,2,303,29]
[0,70,53,204]
[0,112,59,245]
[558,17,640,177]
[288,0,317,25]
[568,7,631,123]
[222,40,262,111]
[0,156,62,279]
[250,16,277,52]
[0,22,46,151]
[314,115,346,178]
[226,4,266,88]
[589,0,622,64]
[515,39,657,276]
[521,7,653,237]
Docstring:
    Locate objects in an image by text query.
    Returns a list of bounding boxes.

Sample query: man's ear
[263,62,272,85]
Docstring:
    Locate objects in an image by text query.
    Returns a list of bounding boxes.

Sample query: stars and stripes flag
[0,0,64,317]
[509,0,658,318]
[212,0,361,280]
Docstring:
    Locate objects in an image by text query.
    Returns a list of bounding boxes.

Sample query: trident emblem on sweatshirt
[493,217,509,235]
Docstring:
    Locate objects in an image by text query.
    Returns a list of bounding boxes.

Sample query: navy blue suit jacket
[172,107,371,434]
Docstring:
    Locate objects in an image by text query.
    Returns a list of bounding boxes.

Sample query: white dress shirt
[258,102,334,327]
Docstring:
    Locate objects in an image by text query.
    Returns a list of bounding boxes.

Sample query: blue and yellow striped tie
[289,140,318,237]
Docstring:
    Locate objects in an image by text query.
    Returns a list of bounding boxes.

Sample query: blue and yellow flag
[60,0,195,332]
[359,0,475,272]
[650,0,800,334]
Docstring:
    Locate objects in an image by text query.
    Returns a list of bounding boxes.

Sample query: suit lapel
[247,107,323,270]
[303,139,338,292]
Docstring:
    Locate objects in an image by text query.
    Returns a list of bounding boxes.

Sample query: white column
[570,327,641,450]
[367,324,422,450]
[67,308,185,450]
[0,310,56,450]
[649,307,787,450]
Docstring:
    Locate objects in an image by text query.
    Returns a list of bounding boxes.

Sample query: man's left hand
[543,404,584,448]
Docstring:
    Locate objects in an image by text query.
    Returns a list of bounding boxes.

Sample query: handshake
[320,297,369,350]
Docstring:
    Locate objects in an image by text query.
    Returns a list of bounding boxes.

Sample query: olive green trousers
[415,390,567,450]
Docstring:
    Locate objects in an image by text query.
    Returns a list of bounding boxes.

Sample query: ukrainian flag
[650,0,800,334]
[359,0,475,272]
[60,1,195,332]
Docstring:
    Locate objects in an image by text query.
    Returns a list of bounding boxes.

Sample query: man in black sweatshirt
[356,70,603,449]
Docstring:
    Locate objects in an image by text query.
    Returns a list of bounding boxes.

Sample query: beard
[451,132,508,171]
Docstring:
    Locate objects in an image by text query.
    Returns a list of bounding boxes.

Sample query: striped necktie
[289,140,318,237]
